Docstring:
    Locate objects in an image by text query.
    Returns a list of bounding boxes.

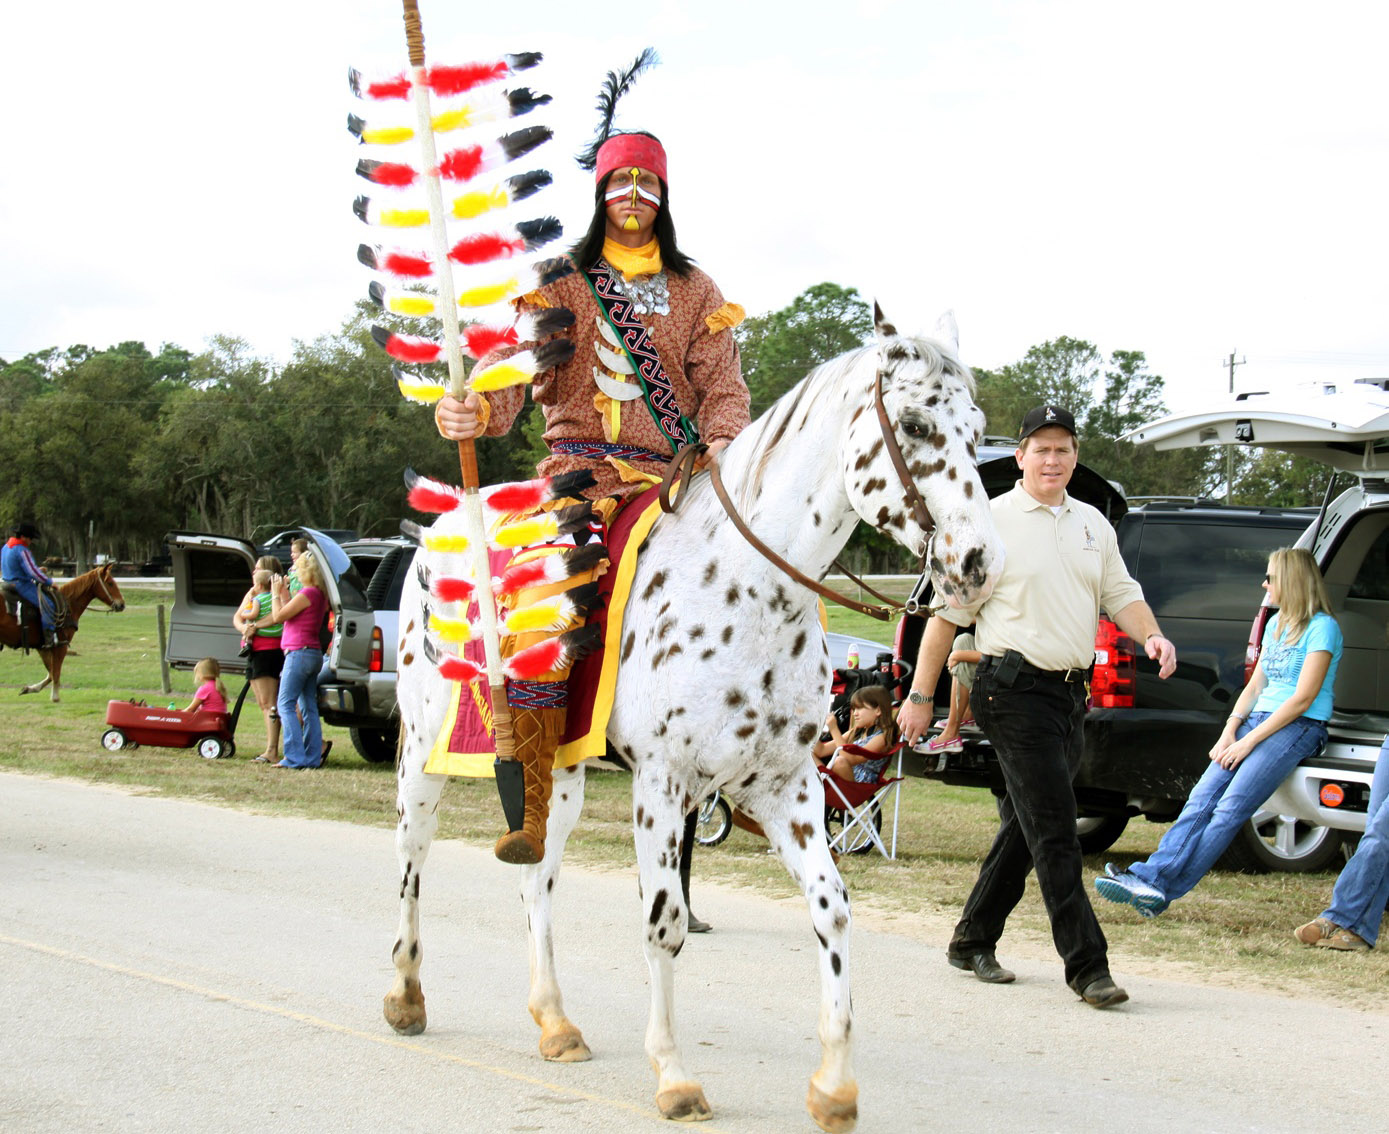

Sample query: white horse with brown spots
[385,307,1001,1131]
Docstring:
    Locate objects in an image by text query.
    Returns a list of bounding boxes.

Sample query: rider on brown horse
[1,522,60,649]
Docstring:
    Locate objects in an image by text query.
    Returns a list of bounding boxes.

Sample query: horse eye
[902,421,926,438]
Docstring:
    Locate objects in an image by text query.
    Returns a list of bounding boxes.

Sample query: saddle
[0,579,66,650]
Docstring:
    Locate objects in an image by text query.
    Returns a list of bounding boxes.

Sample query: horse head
[92,563,126,611]
[839,305,1002,609]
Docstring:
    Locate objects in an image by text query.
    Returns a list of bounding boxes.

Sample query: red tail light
[369,626,384,673]
[1091,617,1135,708]
[1244,604,1274,685]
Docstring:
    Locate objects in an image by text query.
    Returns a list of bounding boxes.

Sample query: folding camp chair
[818,742,906,859]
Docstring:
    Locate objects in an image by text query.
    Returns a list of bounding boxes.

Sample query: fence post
[156,604,172,694]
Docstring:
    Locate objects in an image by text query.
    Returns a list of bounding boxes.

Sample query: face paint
[604,166,661,230]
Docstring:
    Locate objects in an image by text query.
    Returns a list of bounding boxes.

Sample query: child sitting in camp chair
[814,685,899,781]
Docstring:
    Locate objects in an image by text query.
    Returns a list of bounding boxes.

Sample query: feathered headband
[574,47,667,185]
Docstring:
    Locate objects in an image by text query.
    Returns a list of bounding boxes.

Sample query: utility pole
[1224,349,1245,504]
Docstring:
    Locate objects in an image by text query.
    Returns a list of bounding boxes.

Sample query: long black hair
[569,133,696,276]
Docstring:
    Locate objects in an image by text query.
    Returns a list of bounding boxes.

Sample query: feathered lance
[397,0,518,786]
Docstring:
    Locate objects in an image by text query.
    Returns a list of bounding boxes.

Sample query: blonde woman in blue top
[1096,548,1342,917]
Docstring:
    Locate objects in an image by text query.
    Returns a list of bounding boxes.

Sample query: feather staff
[395,0,517,765]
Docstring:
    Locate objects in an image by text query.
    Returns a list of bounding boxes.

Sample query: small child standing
[186,657,229,716]
[815,685,900,782]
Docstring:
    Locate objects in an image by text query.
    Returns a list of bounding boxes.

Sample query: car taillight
[1244,604,1274,685]
[369,626,384,673]
[1091,617,1135,708]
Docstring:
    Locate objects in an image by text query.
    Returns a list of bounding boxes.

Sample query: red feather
[430,576,476,602]
[408,482,463,514]
[367,74,412,100]
[383,335,442,364]
[427,62,508,96]
[367,161,417,187]
[449,233,524,265]
[437,146,485,182]
[505,637,567,679]
[482,478,550,513]
[383,251,432,278]
[437,655,483,682]
[462,325,517,357]
[493,558,552,595]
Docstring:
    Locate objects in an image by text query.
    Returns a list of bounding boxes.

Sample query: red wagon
[101,699,237,760]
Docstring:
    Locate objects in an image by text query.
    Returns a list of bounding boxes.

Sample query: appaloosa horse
[0,564,127,701]
[386,308,1001,1131]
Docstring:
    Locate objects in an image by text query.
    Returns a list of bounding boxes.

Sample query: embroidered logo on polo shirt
[1081,523,1098,552]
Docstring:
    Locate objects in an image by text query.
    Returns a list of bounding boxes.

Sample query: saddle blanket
[424,485,664,777]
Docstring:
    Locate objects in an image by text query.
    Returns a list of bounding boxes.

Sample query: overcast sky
[3,0,1388,416]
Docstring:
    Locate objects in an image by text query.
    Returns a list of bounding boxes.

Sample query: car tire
[1216,807,1345,874]
[1076,813,1129,856]
[351,722,400,764]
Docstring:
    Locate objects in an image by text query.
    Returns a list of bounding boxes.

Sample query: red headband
[594,134,668,185]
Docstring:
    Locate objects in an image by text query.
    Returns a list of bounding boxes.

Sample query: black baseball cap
[1018,405,1077,442]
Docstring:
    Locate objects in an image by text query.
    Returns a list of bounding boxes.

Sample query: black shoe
[1071,975,1128,1008]
[948,951,1015,984]
[687,913,712,933]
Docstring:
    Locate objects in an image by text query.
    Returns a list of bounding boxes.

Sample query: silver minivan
[1130,378,1389,867]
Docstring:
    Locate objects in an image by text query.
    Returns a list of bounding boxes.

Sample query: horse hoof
[807,1080,858,1133]
[656,1083,711,1122]
[383,983,427,1036]
[539,1023,591,1062]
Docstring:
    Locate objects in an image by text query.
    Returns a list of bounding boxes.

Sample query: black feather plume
[575,47,660,171]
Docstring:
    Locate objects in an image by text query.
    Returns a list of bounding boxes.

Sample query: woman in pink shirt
[254,551,328,769]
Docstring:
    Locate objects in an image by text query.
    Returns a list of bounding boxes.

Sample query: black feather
[515,216,563,250]
[552,501,596,536]
[504,87,552,117]
[561,542,608,577]
[533,339,576,373]
[530,306,577,338]
[400,518,425,545]
[352,195,370,222]
[347,68,363,97]
[565,581,604,620]
[370,325,392,350]
[367,281,386,308]
[548,469,598,498]
[533,256,575,288]
[505,169,552,202]
[347,113,366,141]
[575,47,660,171]
[504,52,543,73]
[497,125,553,162]
[356,244,379,270]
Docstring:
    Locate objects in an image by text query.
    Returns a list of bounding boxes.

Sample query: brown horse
[0,564,127,701]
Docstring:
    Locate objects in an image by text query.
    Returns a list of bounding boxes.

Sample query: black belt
[980,653,1092,684]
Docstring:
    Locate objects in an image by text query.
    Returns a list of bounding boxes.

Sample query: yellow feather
[361,125,414,145]
[495,516,558,547]
[387,294,435,316]
[451,186,510,219]
[504,597,569,633]
[422,534,471,552]
[431,107,476,132]
[397,378,446,404]
[456,279,518,308]
[430,614,474,643]
[470,362,535,393]
[379,207,430,228]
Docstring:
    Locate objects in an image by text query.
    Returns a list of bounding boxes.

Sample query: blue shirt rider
[2,522,57,647]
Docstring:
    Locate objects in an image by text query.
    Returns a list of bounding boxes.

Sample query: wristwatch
[907,690,929,705]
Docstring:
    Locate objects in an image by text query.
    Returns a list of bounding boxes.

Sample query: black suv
[896,464,1316,866]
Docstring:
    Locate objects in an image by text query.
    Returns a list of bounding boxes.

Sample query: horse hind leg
[522,762,591,1062]
[757,775,858,1134]
[634,771,711,1123]
[383,744,446,1036]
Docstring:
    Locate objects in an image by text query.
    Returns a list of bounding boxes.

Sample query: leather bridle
[657,367,937,622]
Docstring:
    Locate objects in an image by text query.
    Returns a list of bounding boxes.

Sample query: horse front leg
[634,769,711,1122]
[521,762,591,1062]
[383,746,445,1036]
[761,769,858,1134]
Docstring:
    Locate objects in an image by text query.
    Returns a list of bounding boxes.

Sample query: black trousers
[950,663,1110,988]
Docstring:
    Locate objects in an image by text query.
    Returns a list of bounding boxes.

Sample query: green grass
[3,583,1385,1007]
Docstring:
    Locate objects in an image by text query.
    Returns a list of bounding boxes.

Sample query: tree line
[0,285,1326,573]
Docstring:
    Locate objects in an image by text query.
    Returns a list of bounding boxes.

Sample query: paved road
[3,772,1385,1133]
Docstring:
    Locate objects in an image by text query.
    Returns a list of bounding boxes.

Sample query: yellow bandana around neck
[603,237,662,281]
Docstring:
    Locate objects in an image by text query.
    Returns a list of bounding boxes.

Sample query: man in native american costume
[436,53,750,867]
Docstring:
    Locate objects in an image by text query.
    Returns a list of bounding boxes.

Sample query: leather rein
[658,368,935,623]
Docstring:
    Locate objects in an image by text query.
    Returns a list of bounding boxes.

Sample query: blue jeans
[1130,711,1327,902]
[1322,736,1389,946]
[277,647,323,768]
[7,577,54,633]
[954,664,1110,989]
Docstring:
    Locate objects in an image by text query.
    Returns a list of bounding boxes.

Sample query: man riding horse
[2,522,60,649]
[435,50,751,865]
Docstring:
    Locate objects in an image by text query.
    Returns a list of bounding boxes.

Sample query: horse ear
[933,310,959,353]
[873,301,898,341]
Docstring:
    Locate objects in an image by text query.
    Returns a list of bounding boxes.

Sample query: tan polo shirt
[934,482,1144,671]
